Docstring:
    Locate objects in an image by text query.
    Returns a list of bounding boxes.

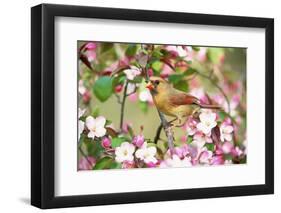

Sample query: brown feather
[169,93,221,109]
[169,93,199,106]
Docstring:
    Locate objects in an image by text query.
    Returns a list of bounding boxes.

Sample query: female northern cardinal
[146,76,221,126]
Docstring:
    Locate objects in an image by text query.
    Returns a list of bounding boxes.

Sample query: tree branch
[119,81,129,130]
[154,123,163,144]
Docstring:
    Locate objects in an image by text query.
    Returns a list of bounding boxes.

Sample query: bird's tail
[199,104,222,110]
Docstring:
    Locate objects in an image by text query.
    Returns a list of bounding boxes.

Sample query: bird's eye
[155,80,160,85]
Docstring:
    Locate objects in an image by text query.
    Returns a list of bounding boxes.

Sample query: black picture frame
[31,3,274,209]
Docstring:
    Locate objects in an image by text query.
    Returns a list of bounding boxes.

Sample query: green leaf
[187,136,193,144]
[152,50,164,58]
[109,162,122,169]
[125,44,138,56]
[93,76,113,102]
[93,157,113,170]
[168,74,184,84]
[112,75,126,87]
[111,137,126,148]
[174,80,188,92]
[86,140,104,157]
[151,60,163,72]
[205,143,215,151]
[218,111,226,120]
[185,67,197,76]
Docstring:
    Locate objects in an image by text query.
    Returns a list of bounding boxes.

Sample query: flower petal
[95,127,106,137]
[86,116,96,129]
[95,116,106,127]
[87,131,96,139]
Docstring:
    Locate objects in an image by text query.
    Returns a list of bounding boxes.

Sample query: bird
[146,76,222,127]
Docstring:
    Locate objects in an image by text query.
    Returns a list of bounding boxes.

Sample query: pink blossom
[160,155,192,168]
[82,90,91,103]
[198,148,213,164]
[123,66,141,80]
[136,53,148,68]
[101,137,111,149]
[232,146,244,157]
[220,123,234,142]
[132,135,145,148]
[160,64,174,78]
[122,122,132,134]
[86,50,96,62]
[119,57,130,67]
[212,94,225,106]
[122,161,135,169]
[173,144,190,159]
[146,162,157,168]
[215,146,224,156]
[184,117,198,136]
[104,61,119,73]
[114,84,123,93]
[222,141,234,154]
[147,68,154,77]
[211,155,224,165]
[196,111,217,135]
[193,132,212,148]
[139,89,153,104]
[78,80,86,95]
[128,92,138,102]
[78,157,96,170]
[187,145,198,159]
[196,47,207,62]
[84,42,97,50]
[180,135,187,143]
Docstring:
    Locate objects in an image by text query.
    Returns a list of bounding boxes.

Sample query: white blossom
[196,111,217,134]
[115,142,135,163]
[139,89,153,102]
[220,124,234,142]
[135,142,157,164]
[160,155,192,168]
[85,116,106,139]
[123,66,141,80]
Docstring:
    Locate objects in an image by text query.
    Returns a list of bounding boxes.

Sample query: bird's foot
[167,118,178,127]
[174,123,185,128]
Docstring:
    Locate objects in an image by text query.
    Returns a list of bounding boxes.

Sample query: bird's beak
[146,82,154,90]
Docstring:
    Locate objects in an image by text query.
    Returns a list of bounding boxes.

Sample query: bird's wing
[169,93,200,106]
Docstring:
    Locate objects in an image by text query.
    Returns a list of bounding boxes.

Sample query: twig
[119,81,129,130]
[154,123,163,144]
[156,110,175,153]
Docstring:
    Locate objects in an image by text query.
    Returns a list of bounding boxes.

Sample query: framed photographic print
[31,3,274,209]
